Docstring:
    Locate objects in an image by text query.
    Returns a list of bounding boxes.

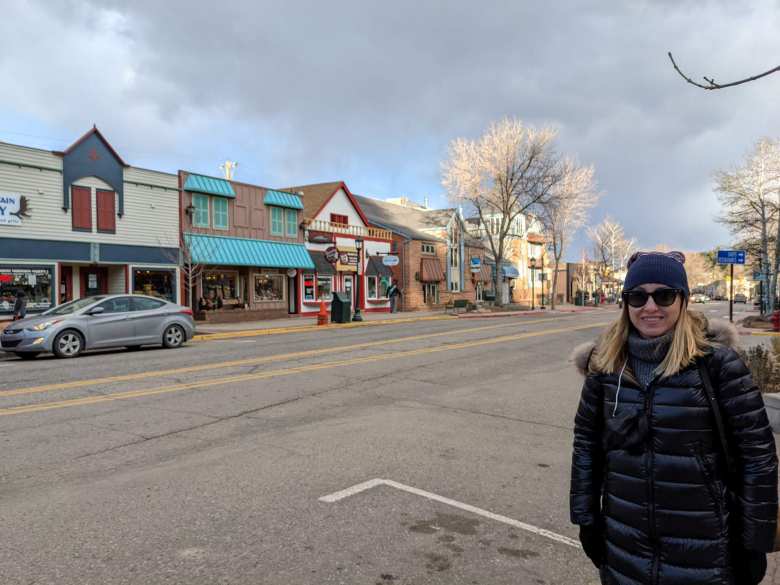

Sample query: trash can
[331,292,352,323]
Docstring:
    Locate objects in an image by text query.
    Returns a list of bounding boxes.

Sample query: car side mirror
[87,306,105,315]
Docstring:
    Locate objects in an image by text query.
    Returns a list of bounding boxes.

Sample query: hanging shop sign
[286,268,298,278]
[0,194,31,226]
[382,255,399,266]
[336,247,359,272]
[470,257,482,273]
[324,246,339,263]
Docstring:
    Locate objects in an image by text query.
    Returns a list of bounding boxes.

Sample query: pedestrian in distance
[387,279,402,313]
[570,250,778,585]
[12,290,27,321]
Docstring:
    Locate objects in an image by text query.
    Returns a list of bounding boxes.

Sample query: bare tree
[442,118,564,305]
[588,217,636,288]
[540,159,599,309]
[715,138,780,314]
[668,52,780,90]
[159,234,217,311]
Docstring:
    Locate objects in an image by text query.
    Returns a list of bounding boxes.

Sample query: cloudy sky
[1,0,777,259]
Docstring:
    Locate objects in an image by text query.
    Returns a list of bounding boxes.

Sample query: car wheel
[14,352,37,360]
[53,329,84,358]
[162,324,185,349]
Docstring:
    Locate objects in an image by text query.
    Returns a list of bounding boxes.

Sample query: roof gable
[284,181,370,226]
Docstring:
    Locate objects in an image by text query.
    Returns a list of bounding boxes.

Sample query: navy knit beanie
[623,252,689,298]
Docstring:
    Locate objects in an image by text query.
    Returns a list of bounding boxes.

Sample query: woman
[12,290,27,321]
[570,251,778,585]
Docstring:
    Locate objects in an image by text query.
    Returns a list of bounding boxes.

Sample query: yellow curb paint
[1,317,572,398]
[0,321,608,417]
[193,315,455,341]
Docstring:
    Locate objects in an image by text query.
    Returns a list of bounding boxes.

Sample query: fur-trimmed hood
[570,316,739,377]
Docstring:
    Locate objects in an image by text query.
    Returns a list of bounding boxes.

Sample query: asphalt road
[0,307,776,585]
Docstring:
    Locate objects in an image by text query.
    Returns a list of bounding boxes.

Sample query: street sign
[470,257,481,273]
[717,250,745,265]
[382,255,399,266]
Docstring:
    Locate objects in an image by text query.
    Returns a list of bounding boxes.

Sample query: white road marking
[319,478,580,549]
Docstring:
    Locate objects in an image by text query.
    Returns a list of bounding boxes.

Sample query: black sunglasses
[622,288,681,308]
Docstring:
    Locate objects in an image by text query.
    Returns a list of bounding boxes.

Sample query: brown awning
[420,257,445,282]
[367,256,393,277]
[527,233,545,245]
[309,251,335,275]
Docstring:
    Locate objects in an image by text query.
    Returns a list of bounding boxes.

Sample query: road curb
[193,314,456,341]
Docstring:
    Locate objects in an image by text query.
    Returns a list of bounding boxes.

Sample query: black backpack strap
[696,357,737,475]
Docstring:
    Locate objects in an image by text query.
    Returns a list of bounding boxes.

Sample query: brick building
[354,196,489,311]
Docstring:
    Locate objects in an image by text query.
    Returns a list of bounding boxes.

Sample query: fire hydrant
[317,300,328,326]
[771,310,780,332]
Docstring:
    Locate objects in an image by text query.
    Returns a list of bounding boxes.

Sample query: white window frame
[316,275,333,301]
[303,273,316,302]
[422,243,435,255]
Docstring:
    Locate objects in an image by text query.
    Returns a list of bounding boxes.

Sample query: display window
[202,271,238,309]
[316,276,333,300]
[303,273,316,301]
[0,265,54,314]
[254,273,284,302]
[367,275,391,299]
[133,269,176,302]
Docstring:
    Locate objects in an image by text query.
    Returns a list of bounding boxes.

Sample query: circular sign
[324,246,339,263]
[286,268,297,278]
[382,255,400,266]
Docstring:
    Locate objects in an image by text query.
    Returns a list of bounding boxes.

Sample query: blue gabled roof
[264,189,303,210]
[184,233,314,269]
[184,173,236,198]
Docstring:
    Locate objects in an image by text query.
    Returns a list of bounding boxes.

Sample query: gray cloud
[1,0,777,257]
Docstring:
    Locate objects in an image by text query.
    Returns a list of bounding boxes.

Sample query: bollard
[317,300,328,326]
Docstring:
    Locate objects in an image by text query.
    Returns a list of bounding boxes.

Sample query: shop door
[343,275,354,309]
[60,266,73,303]
[80,267,108,299]
[288,275,297,314]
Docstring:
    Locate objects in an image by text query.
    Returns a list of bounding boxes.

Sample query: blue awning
[264,189,303,210]
[501,264,520,278]
[183,173,236,198]
[184,233,314,269]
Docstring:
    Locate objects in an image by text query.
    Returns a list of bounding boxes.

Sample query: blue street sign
[717,250,745,265]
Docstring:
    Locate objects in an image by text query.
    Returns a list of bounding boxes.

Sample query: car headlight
[27,319,62,331]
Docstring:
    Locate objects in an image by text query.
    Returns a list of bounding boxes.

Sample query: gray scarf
[627,330,674,388]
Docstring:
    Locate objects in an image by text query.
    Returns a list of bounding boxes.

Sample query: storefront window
[0,265,53,314]
[317,276,332,300]
[254,273,284,302]
[367,276,391,299]
[133,269,176,302]
[303,273,315,301]
[202,271,238,309]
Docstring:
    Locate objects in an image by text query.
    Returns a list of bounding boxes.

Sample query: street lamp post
[529,257,537,310]
[353,239,364,322]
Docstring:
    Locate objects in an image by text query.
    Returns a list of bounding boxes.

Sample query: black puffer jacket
[570,320,778,585]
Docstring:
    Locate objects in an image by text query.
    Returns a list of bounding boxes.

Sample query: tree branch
[668,52,780,90]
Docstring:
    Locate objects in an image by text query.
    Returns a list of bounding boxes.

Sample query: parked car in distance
[691,293,708,303]
[1,294,195,359]
[734,293,748,304]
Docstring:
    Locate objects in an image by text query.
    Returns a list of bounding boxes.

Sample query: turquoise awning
[184,233,315,269]
[264,189,303,210]
[184,173,236,198]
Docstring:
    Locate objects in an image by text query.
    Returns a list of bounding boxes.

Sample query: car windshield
[43,296,107,316]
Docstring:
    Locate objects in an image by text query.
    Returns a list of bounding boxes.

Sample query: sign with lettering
[0,194,30,225]
[382,255,399,266]
[324,246,339,263]
[717,250,745,265]
[470,257,482,272]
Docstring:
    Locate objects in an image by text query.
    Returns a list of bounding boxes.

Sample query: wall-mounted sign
[382,255,399,266]
[336,247,359,272]
[286,268,298,278]
[0,194,30,225]
[470,257,482,272]
[324,246,339,263]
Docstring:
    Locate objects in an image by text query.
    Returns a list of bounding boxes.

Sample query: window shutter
[96,190,116,233]
[71,186,92,231]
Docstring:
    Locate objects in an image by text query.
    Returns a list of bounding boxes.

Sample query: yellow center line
[0,321,608,417]
[1,317,572,398]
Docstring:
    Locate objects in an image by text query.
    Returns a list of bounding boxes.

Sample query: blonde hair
[591,304,713,379]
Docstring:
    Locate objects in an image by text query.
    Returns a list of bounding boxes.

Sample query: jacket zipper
[645,380,659,585]
[692,443,725,525]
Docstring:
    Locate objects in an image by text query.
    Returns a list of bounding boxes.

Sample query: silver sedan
[1,294,196,359]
